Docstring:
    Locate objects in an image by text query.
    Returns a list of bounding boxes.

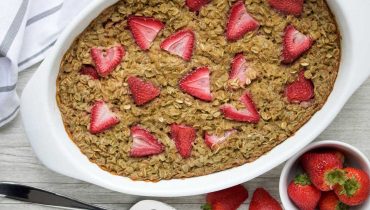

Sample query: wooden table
[1,64,369,210]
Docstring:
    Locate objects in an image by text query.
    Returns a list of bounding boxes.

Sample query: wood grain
[0,64,369,210]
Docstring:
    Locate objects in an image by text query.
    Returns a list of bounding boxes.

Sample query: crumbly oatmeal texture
[57,0,340,181]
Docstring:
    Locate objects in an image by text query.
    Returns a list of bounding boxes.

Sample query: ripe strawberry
[186,0,211,12]
[89,100,120,134]
[319,191,349,210]
[127,76,160,106]
[300,150,344,191]
[288,173,322,210]
[229,53,256,87]
[204,130,236,149]
[226,1,259,41]
[128,16,164,50]
[220,91,260,123]
[333,167,370,206]
[79,65,99,80]
[282,25,313,64]
[130,125,164,157]
[204,185,248,210]
[250,188,282,210]
[179,66,213,101]
[90,45,125,77]
[160,29,195,61]
[268,0,304,16]
[285,70,314,103]
[170,124,196,158]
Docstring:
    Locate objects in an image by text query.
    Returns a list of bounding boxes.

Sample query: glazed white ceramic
[20,0,370,197]
[129,200,175,210]
[279,140,370,209]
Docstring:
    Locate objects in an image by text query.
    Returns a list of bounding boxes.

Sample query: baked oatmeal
[57,0,341,181]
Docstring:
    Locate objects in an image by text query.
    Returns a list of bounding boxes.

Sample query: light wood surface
[0,64,369,210]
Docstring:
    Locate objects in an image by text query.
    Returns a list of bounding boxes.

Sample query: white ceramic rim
[20,0,370,196]
[279,140,370,210]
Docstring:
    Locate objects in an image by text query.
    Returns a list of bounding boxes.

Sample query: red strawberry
[220,91,260,123]
[250,188,282,210]
[285,70,314,103]
[160,29,195,61]
[288,173,322,210]
[300,150,344,191]
[90,45,125,77]
[130,125,164,157]
[268,0,304,16]
[89,100,120,134]
[127,76,160,106]
[226,1,259,41]
[204,130,236,149]
[179,66,213,101]
[319,191,349,210]
[128,16,164,50]
[170,124,196,158]
[282,25,313,64]
[186,0,211,12]
[204,185,248,210]
[79,65,99,80]
[333,167,370,206]
[229,53,256,87]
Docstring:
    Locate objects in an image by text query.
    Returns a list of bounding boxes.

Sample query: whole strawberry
[319,191,349,210]
[288,173,321,210]
[202,184,248,210]
[300,150,344,191]
[249,188,282,210]
[333,167,370,206]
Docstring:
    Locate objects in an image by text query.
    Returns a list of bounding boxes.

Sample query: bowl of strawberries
[279,140,370,210]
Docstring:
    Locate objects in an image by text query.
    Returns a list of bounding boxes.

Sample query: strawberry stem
[340,178,360,197]
[325,169,347,186]
[337,202,349,210]
[294,173,311,185]
[201,204,211,210]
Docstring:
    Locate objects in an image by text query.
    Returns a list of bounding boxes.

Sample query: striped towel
[0,0,90,127]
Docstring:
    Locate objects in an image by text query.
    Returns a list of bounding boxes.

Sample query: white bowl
[279,140,370,210]
[20,0,370,196]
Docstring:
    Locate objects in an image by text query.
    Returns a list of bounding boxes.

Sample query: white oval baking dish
[20,0,370,197]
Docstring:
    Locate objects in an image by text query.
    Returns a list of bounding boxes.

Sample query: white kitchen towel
[0,0,91,127]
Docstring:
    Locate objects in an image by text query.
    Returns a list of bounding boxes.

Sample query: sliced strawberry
[204,130,236,149]
[285,70,314,103]
[170,124,196,158]
[127,76,160,106]
[220,91,260,123]
[160,29,195,61]
[226,0,259,41]
[130,125,164,157]
[282,25,313,64]
[90,45,125,77]
[128,16,164,50]
[89,100,120,134]
[186,0,211,12]
[228,53,256,88]
[179,66,213,101]
[79,65,99,80]
[205,185,248,210]
[268,0,304,16]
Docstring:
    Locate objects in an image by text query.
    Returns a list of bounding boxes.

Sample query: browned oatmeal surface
[57,0,340,181]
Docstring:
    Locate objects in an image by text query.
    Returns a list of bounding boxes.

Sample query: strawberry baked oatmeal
[57,0,341,181]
